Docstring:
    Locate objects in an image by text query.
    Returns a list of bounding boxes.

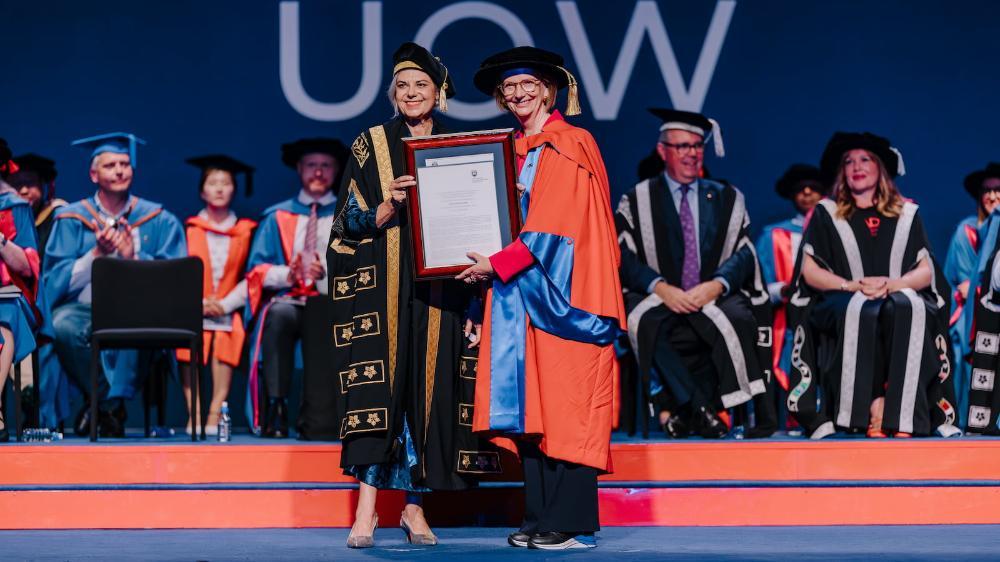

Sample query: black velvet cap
[964,162,1000,199]
[280,138,349,169]
[775,163,827,199]
[186,154,255,196]
[820,132,902,180]
[473,46,570,95]
[392,42,456,99]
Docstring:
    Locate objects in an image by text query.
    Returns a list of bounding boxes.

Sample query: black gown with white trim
[786,199,958,437]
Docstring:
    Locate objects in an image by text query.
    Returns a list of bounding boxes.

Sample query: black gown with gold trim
[328,117,501,491]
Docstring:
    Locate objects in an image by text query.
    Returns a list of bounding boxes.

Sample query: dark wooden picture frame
[404,129,521,280]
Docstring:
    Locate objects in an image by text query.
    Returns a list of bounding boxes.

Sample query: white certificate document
[416,153,504,268]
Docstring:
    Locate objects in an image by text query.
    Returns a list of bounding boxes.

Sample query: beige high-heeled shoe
[400,514,438,546]
[346,513,378,549]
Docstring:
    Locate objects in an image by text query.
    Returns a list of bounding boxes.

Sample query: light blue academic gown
[42,194,185,400]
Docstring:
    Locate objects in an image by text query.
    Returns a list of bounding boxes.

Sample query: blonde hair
[830,149,902,219]
[494,75,557,113]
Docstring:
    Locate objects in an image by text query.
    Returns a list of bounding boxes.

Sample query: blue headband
[500,67,539,81]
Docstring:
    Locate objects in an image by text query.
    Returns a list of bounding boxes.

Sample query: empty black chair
[90,257,203,442]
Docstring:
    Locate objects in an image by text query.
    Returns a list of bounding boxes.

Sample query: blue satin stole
[488,146,621,432]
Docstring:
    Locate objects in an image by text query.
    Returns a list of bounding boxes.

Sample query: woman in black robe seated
[786,132,958,439]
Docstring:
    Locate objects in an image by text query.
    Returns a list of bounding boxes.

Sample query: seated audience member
[177,155,256,435]
[0,140,44,441]
[44,132,185,437]
[755,164,827,423]
[786,132,959,439]
[616,109,773,439]
[944,162,1000,427]
[245,138,347,438]
[7,153,70,429]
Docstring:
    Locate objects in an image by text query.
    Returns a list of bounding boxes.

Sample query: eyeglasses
[500,79,541,97]
[660,141,705,155]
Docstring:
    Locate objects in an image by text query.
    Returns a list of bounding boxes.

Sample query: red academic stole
[0,209,41,322]
[177,216,256,366]
[769,228,796,391]
[950,224,979,328]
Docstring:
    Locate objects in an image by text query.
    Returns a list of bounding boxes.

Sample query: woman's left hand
[456,252,494,284]
[464,319,483,348]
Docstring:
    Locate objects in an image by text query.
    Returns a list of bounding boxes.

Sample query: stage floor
[4,526,1000,561]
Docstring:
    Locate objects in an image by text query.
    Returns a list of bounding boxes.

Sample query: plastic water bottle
[22,428,63,442]
[218,401,231,442]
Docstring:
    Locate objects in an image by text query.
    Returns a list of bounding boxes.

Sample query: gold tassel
[437,65,449,112]
[560,66,581,116]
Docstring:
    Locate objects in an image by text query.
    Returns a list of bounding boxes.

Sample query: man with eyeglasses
[615,108,775,439]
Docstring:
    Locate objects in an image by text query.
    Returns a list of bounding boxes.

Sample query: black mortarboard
[8,154,58,199]
[820,131,904,181]
[473,46,581,116]
[774,164,827,200]
[392,42,456,112]
[186,154,255,196]
[280,138,349,170]
[648,108,725,157]
[963,162,1000,199]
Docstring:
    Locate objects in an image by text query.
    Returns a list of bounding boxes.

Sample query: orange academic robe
[473,120,626,472]
[177,215,256,366]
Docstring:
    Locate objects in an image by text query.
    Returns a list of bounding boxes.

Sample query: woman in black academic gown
[328,42,497,548]
[785,132,958,440]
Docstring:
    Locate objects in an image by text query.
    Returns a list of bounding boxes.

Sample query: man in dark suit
[616,109,774,439]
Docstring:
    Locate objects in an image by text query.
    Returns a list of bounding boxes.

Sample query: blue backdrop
[3,0,999,256]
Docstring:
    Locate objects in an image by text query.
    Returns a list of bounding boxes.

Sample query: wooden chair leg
[89,341,101,442]
[12,361,22,442]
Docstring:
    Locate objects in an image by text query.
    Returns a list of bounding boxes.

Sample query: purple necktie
[679,184,699,290]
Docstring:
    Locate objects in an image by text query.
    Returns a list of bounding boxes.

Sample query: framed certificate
[404,128,521,280]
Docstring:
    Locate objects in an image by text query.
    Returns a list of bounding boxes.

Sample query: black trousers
[651,319,716,410]
[261,298,334,399]
[518,441,600,534]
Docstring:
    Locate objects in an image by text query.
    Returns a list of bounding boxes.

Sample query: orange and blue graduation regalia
[755,215,805,392]
[177,214,256,367]
[244,198,335,432]
[0,191,44,364]
[43,195,185,400]
[472,115,626,472]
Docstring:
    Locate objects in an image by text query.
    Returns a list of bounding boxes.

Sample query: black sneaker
[507,530,531,547]
[528,532,596,550]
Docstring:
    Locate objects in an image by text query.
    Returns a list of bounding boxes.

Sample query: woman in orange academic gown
[179,155,256,435]
[458,47,625,550]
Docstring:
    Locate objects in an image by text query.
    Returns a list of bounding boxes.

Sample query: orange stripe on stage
[605,441,1000,482]
[6,440,1000,485]
[5,486,1000,529]
[598,487,1000,526]
[0,490,405,529]
[1,445,353,485]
